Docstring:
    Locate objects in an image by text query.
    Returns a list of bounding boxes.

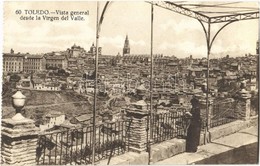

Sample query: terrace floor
[153,125,258,164]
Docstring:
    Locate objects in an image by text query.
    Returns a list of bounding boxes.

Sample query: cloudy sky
[3,1,259,58]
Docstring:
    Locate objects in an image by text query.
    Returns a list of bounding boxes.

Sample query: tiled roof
[3,53,24,57]
[134,100,147,106]
[136,84,147,91]
[46,111,64,118]
[25,54,45,59]
[33,79,43,84]
[46,55,65,60]
[75,114,92,122]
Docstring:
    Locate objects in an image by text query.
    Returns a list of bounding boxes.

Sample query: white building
[40,112,66,131]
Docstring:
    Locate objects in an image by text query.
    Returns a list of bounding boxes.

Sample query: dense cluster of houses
[3,39,259,133]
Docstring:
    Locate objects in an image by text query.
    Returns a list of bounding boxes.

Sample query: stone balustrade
[1,118,39,165]
[235,89,252,120]
[125,99,149,153]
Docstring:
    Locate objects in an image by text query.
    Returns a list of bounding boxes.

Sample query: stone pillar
[250,90,258,116]
[126,100,149,153]
[198,96,214,129]
[1,118,40,165]
[235,89,252,120]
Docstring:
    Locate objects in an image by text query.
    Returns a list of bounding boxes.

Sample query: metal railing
[150,111,188,144]
[210,99,236,128]
[35,99,243,165]
[36,120,129,165]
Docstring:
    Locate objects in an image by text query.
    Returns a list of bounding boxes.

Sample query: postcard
[1,1,259,165]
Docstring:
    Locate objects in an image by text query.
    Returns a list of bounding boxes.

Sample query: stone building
[88,43,102,56]
[70,114,94,126]
[45,55,68,69]
[16,75,34,89]
[122,54,150,64]
[23,54,46,73]
[121,35,167,65]
[3,50,48,73]
[3,52,24,73]
[68,44,86,58]
[40,111,66,131]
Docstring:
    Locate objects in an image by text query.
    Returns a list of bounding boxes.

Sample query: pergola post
[148,3,154,165]
[92,1,100,164]
[92,2,111,164]
[198,19,239,144]
[206,22,211,142]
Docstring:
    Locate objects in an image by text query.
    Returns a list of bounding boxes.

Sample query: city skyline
[3,1,259,58]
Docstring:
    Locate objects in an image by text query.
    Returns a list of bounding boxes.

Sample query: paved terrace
[154,125,258,164]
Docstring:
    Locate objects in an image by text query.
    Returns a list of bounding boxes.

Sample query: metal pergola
[149,1,259,149]
[92,1,259,165]
[150,1,259,23]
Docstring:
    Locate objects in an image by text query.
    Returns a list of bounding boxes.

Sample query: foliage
[30,109,45,126]
[9,74,21,82]
[56,69,70,77]
[2,82,11,96]
[60,83,67,90]
[46,66,59,70]
[98,91,108,97]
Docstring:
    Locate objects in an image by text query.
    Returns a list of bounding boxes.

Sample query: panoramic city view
[1,1,259,165]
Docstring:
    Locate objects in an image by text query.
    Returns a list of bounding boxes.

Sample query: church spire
[123,34,130,56]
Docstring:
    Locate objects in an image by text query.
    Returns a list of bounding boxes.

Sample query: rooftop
[74,114,92,122]
[25,54,45,59]
[46,55,66,60]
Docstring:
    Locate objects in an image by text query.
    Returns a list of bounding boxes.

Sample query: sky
[3,1,259,58]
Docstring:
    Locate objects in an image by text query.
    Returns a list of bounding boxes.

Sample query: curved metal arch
[98,1,111,33]
[100,1,240,54]
[197,19,238,144]
[198,19,238,53]
[198,20,209,51]
[209,20,237,51]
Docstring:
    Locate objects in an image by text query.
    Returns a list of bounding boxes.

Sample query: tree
[89,71,96,79]
[57,69,66,76]
[60,83,67,90]
[2,82,10,96]
[83,73,87,79]
[9,74,21,82]
[31,109,45,127]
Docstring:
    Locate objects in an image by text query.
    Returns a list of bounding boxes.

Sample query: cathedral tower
[123,35,130,56]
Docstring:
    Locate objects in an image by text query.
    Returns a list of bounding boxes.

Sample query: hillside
[2,89,95,120]
[2,89,89,107]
